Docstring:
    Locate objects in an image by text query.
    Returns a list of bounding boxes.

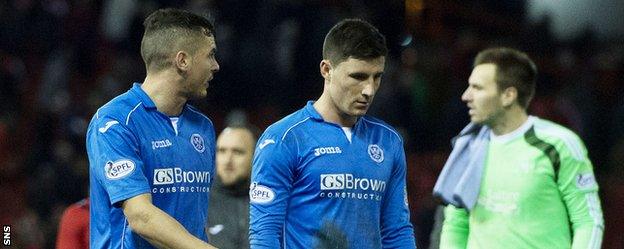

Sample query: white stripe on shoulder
[126,102,142,125]
[186,106,214,126]
[362,117,401,141]
[534,120,585,161]
[282,117,311,141]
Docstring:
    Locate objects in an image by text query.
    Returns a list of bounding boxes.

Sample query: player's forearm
[439,206,469,249]
[571,225,603,249]
[440,224,468,249]
[249,217,283,249]
[560,165,604,249]
[568,192,604,249]
[125,202,217,249]
[249,233,281,249]
[381,223,417,248]
[440,229,467,249]
[380,188,416,247]
[249,239,281,249]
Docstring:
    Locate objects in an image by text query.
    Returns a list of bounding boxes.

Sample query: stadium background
[0,0,623,248]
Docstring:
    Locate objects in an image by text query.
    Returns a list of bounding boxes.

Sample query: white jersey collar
[490,116,537,143]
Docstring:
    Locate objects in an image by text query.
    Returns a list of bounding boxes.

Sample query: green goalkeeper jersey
[441,116,604,249]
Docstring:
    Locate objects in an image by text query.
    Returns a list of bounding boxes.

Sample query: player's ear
[320,60,331,81]
[501,86,518,107]
[175,50,191,72]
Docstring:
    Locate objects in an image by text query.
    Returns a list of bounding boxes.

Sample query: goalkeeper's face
[462,64,506,125]
[216,128,255,186]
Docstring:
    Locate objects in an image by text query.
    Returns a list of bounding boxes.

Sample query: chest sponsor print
[318,173,386,201]
[151,167,212,194]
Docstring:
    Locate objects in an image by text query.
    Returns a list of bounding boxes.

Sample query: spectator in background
[56,198,89,249]
[434,47,604,249]
[207,124,258,249]
[86,8,219,249]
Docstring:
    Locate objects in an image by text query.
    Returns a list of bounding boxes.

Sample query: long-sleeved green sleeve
[556,144,604,249]
[440,205,469,249]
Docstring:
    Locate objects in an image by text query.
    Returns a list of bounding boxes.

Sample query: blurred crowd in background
[1,0,623,248]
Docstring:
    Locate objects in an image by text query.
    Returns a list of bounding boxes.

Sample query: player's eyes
[350,74,368,81]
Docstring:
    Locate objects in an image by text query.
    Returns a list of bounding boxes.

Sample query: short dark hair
[141,8,215,72]
[322,19,387,65]
[222,124,261,144]
[474,47,537,109]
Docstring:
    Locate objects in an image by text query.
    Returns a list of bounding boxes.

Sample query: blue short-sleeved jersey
[87,83,216,249]
[249,101,416,249]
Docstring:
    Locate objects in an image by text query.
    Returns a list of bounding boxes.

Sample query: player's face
[327,56,385,119]
[462,64,505,125]
[216,128,254,186]
[186,35,219,99]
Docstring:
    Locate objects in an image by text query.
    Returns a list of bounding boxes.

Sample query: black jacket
[207,178,250,249]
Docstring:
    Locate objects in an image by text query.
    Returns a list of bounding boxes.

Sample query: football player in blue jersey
[249,19,416,249]
[86,8,219,249]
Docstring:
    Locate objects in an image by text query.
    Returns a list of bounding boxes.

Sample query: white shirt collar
[489,116,537,143]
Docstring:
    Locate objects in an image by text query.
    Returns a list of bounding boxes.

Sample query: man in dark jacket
[207,124,258,249]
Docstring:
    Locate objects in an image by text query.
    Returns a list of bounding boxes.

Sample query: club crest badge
[368,144,384,163]
[190,133,205,153]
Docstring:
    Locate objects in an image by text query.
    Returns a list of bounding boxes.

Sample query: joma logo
[314,146,342,156]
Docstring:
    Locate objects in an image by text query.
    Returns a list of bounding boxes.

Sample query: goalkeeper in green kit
[433,47,604,249]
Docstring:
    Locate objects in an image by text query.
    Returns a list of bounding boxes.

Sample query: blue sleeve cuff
[110,188,151,206]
